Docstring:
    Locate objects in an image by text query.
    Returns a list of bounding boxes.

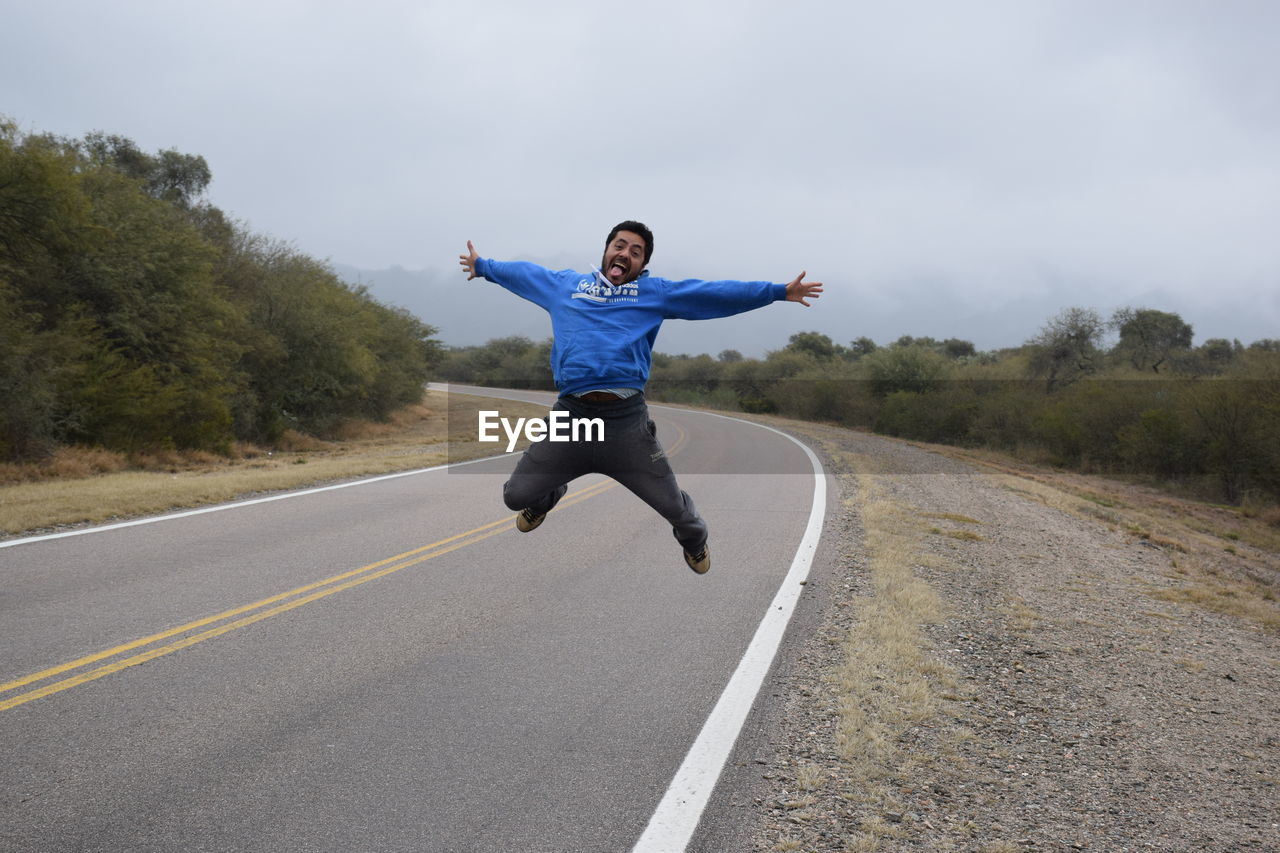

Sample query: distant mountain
[334,263,1278,357]
[331,262,804,356]
[333,263,551,348]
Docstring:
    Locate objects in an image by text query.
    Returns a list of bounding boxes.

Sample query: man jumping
[459,221,822,574]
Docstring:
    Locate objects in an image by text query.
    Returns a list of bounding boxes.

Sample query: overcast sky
[4,0,1277,355]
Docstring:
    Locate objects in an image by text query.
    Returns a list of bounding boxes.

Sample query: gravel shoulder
[730,420,1279,852]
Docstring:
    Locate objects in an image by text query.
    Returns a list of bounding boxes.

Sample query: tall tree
[1110,307,1193,372]
[941,338,977,360]
[1026,307,1105,392]
[847,336,878,359]
[81,132,211,208]
[784,331,839,360]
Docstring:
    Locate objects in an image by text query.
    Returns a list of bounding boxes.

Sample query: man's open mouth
[608,260,628,279]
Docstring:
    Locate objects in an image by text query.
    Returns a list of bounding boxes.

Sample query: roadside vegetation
[825,449,964,850]
[0,389,545,536]
[438,315,1280,514]
[1,119,440,464]
[5,115,1275,541]
[929,443,1280,633]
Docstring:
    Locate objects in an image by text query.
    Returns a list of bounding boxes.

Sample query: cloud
[3,0,1276,350]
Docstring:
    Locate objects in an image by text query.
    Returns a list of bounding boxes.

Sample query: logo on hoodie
[573,271,639,303]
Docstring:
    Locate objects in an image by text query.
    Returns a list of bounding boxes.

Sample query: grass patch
[822,451,969,845]
[1004,598,1039,632]
[1152,580,1280,632]
[909,452,1280,634]
[922,512,985,525]
[0,389,547,537]
[931,527,986,542]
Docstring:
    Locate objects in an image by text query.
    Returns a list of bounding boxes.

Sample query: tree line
[1,121,440,462]
[437,312,1280,506]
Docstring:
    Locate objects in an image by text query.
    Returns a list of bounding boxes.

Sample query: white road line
[632,413,827,853]
[0,383,600,551]
[1,383,535,550]
[0,453,506,550]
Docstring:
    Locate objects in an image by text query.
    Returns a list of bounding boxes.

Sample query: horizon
[4,1,1276,360]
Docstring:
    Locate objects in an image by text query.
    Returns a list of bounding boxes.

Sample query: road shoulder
[701,418,1279,852]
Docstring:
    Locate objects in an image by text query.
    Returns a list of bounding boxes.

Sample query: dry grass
[1250,504,1280,528]
[794,763,823,792]
[1,445,130,483]
[1150,579,1280,631]
[841,834,879,852]
[921,512,985,525]
[913,445,1280,634]
[931,527,986,542]
[980,843,1023,853]
[0,389,548,537]
[1003,598,1040,633]
[820,447,968,838]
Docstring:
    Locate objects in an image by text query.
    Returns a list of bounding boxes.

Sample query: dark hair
[606,220,654,265]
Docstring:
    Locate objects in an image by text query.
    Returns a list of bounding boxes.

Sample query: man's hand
[459,240,480,280]
[785,271,823,306]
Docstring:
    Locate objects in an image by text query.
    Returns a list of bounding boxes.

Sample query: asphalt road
[1,386,827,853]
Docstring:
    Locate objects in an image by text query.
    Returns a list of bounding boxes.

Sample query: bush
[863,345,948,397]
[875,384,979,444]
[0,122,441,458]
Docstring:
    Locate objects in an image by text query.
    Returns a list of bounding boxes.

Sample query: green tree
[0,124,94,302]
[862,345,948,397]
[1110,307,1193,373]
[1187,379,1264,503]
[2,121,441,457]
[81,131,211,208]
[941,338,976,360]
[784,331,839,360]
[1026,307,1105,392]
[1199,338,1238,365]
[846,336,878,359]
[0,284,88,459]
[893,334,936,349]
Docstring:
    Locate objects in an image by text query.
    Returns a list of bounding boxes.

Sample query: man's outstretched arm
[459,240,480,280]
[456,241,561,310]
[661,269,825,321]
[784,271,823,307]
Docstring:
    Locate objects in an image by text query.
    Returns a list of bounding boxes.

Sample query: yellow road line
[0,480,616,707]
[0,525,513,711]
[2,514,504,694]
[2,409,692,712]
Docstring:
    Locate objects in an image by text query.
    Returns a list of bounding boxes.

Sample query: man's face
[601,230,647,285]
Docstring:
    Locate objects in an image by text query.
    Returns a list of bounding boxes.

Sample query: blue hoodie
[475,258,787,397]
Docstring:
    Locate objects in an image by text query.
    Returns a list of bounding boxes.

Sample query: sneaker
[516,508,546,532]
[683,543,711,574]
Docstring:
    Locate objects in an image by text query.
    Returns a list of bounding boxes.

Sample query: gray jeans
[501,393,708,553]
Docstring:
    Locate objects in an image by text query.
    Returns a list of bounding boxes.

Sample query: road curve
[1,386,827,852]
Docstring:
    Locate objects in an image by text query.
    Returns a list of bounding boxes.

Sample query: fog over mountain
[12,1,1271,358]
[337,262,1277,357]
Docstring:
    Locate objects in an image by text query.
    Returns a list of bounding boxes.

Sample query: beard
[600,252,638,284]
